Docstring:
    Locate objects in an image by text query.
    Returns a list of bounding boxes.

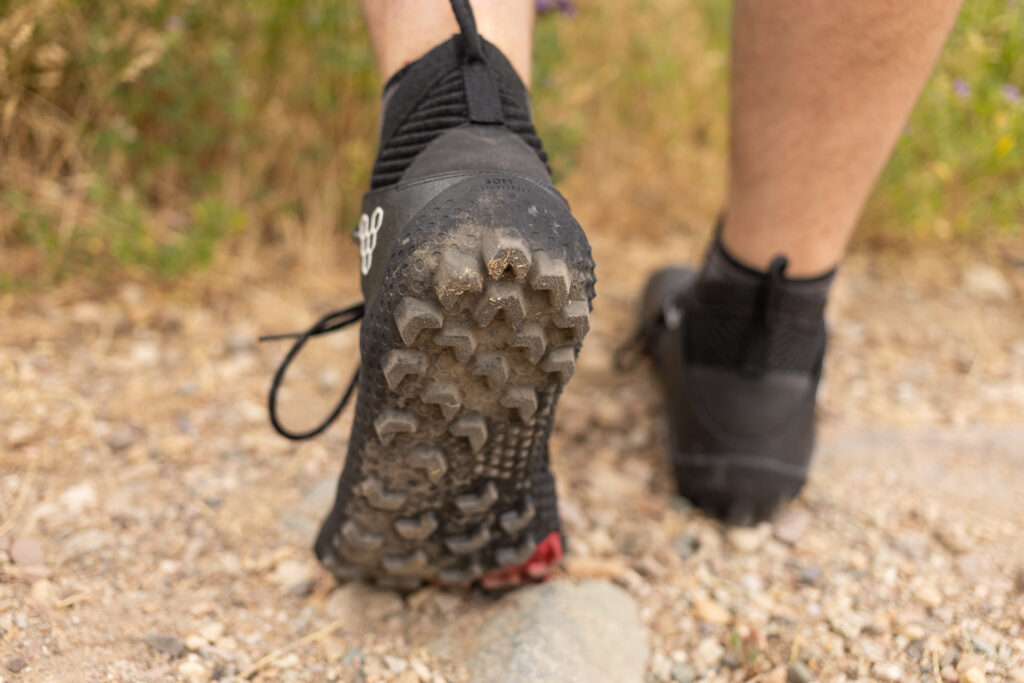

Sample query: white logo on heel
[356,207,384,276]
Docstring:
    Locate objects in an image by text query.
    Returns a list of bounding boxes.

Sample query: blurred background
[1,0,1022,286]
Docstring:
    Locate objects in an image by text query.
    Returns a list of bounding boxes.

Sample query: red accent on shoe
[479,531,563,589]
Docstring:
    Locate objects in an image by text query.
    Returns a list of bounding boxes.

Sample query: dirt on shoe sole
[315,173,596,589]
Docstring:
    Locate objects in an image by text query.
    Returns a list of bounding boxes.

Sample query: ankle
[686,232,832,375]
[370,35,545,189]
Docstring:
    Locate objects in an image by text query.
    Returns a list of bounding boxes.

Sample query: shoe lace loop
[450,0,485,62]
[259,302,365,441]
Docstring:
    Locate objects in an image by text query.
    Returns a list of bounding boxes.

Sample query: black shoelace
[259,302,365,440]
[612,255,790,374]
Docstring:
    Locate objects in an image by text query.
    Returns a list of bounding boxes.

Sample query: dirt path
[2,227,1023,682]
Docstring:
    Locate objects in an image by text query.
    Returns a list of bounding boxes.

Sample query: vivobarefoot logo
[356,207,383,276]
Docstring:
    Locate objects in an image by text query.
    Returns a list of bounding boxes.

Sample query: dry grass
[1,0,1021,287]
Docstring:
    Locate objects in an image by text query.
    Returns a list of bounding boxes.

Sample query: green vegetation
[1,0,1021,285]
[865,0,1024,238]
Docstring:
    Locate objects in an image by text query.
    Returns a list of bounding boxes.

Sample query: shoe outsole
[316,174,594,590]
[674,459,807,525]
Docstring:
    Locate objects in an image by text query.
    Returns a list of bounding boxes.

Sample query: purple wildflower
[953,78,971,99]
[536,0,576,16]
[1000,84,1022,104]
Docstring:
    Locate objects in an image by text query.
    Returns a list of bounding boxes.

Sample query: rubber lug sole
[315,175,594,590]
[674,456,808,525]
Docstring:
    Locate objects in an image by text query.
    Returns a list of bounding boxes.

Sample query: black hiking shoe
[262,0,594,589]
[632,260,825,525]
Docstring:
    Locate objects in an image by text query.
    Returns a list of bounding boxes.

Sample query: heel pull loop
[450,0,485,62]
[449,0,504,124]
[741,255,788,377]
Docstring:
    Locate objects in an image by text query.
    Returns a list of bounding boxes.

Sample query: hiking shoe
[262,0,594,589]
[633,260,825,524]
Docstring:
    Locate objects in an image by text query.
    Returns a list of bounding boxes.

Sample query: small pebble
[726,524,770,553]
[755,666,786,683]
[30,579,57,607]
[670,533,700,560]
[962,263,1013,301]
[318,368,342,392]
[772,507,811,545]
[693,597,731,625]
[670,662,696,683]
[275,652,301,669]
[969,634,996,657]
[10,537,45,566]
[6,421,38,448]
[385,656,408,674]
[107,425,135,452]
[410,659,433,681]
[961,667,986,683]
[915,583,943,608]
[798,564,822,585]
[225,328,253,354]
[198,622,224,643]
[905,638,925,662]
[269,559,315,593]
[394,671,420,683]
[957,654,986,674]
[872,662,903,681]
[6,657,28,673]
[787,661,815,683]
[178,658,209,682]
[145,633,185,657]
[1006,667,1024,682]
[693,638,724,668]
[828,611,864,640]
[184,633,206,650]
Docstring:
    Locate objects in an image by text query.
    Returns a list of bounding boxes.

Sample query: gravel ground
[2,226,1023,682]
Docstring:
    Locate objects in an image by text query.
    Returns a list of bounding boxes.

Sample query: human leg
[725,0,963,275]
[360,0,535,85]
[638,0,961,522]
[264,0,591,587]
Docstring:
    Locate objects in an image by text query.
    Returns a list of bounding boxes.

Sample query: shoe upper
[640,265,824,476]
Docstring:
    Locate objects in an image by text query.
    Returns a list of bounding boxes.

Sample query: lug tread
[381,350,427,390]
[470,352,510,390]
[450,414,488,454]
[421,381,462,420]
[434,323,477,363]
[474,282,527,328]
[341,520,383,551]
[436,250,484,308]
[554,300,590,342]
[483,230,532,280]
[529,252,570,307]
[357,477,408,511]
[496,534,538,567]
[409,447,448,484]
[499,498,536,535]
[395,512,439,541]
[455,481,499,515]
[510,322,546,364]
[445,524,492,555]
[395,297,443,346]
[319,184,594,588]
[500,386,539,422]
[374,410,417,444]
[540,347,577,382]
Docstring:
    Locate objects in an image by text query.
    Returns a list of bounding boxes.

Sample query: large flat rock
[431,580,648,683]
